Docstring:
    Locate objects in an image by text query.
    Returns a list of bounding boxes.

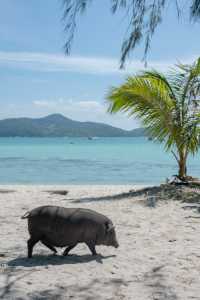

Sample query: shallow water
[0,137,199,184]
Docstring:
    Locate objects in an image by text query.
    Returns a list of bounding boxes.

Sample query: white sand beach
[0,184,200,299]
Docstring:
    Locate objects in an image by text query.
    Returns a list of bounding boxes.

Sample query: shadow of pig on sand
[7,254,116,267]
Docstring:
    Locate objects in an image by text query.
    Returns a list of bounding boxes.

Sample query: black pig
[22,205,119,258]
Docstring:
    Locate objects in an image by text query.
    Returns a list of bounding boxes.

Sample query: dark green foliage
[62,0,200,66]
[0,114,146,137]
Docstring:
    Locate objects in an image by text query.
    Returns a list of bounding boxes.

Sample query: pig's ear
[106,222,115,232]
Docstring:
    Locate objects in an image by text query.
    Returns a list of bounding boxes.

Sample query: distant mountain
[0,114,147,137]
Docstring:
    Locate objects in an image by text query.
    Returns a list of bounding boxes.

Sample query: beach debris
[146,192,157,208]
[0,189,15,193]
[22,205,119,258]
[45,190,68,196]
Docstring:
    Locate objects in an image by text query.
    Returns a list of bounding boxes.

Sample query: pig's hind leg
[63,244,77,256]
[27,236,40,258]
[41,238,57,254]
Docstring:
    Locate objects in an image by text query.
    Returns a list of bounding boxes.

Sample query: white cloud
[0,51,197,75]
[33,98,105,113]
[33,100,55,107]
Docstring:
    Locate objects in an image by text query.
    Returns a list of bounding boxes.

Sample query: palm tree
[107,58,200,181]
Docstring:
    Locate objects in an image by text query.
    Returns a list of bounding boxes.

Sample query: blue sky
[0,0,200,129]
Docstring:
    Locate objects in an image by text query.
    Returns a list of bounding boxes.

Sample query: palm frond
[107,58,200,156]
[108,71,179,148]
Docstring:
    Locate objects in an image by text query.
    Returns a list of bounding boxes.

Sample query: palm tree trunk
[178,152,187,180]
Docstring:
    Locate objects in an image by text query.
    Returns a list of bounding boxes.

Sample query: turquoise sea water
[0,137,199,185]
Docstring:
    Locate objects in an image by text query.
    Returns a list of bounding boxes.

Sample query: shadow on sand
[0,273,126,300]
[70,184,200,209]
[144,265,178,300]
[7,253,116,268]
[71,186,157,203]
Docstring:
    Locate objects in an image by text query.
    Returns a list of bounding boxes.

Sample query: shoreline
[0,184,154,193]
[0,184,149,188]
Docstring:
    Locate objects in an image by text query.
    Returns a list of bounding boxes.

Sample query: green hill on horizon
[0,114,147,137]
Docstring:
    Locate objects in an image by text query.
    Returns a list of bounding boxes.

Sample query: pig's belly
[43,230,82,247]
